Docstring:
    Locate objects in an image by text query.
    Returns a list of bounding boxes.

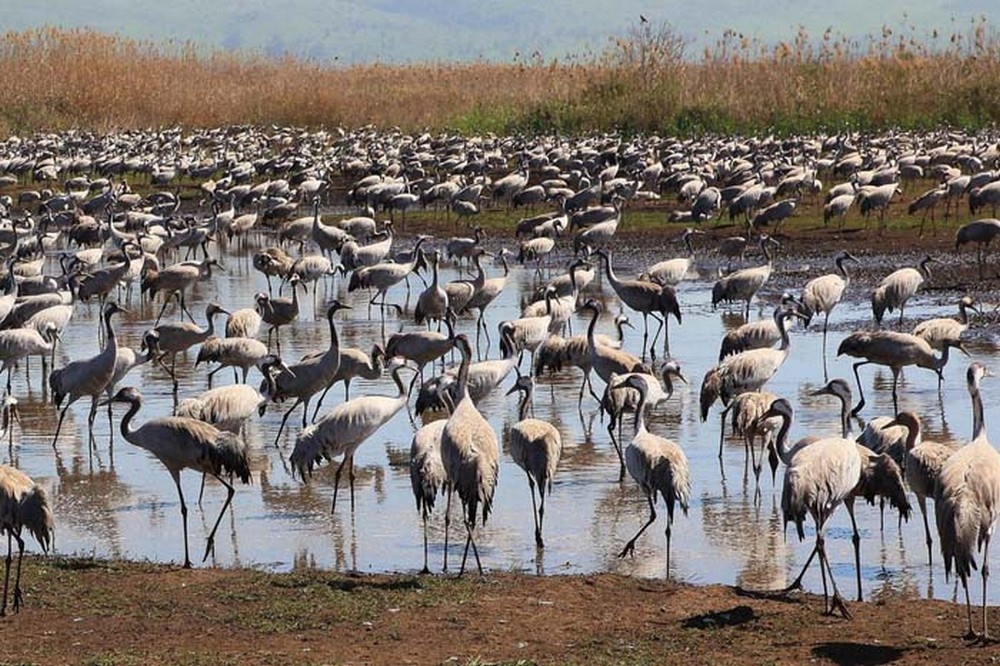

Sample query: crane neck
[971,382,986,441]
[632,385,648,436]
[834,255,851,282]
[776,311,794,351]
[918,257,934,280]
[471,254,487,289]
[327,310,342,355]
[834,393,853,439]
[517,389,531,421]
[455,340,472,402]
[118,397,142,444]
[430,255,440,288]
[585,306,599,349]
[773,411,794,466]
[683,232,695,258]
[499,253,509,277]
[390,364,407,397]
[957,301,970,325]
[103,309,119,350]
[599,252,619,287]
[616,319,627,343]
[761,240,773,264]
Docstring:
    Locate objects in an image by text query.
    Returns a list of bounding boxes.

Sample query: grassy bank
[0,22,999,137]
[0,555,986,665]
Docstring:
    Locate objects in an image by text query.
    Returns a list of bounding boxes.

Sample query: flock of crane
[0,126,999,643]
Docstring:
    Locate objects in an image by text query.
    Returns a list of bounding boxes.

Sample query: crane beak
[675,371,688,385]
[808,387,829,397]
[504,384,519,397]
[880,419,900,430]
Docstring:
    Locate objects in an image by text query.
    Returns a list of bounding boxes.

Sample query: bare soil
[0,556,998,666]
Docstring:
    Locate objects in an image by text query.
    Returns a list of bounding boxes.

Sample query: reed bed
[0,22,998,137]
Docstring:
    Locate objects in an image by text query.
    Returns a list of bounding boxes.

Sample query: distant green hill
[3,1,987,63]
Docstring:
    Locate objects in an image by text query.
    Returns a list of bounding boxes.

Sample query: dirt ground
[1,556,998,665]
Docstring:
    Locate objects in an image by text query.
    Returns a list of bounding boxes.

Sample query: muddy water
[7,236,1000,604]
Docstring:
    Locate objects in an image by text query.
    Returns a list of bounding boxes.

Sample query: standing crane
[102,386,250,569]
[613,373,690,576]
[410,419,447,573]
[440,334,499,575]
[593,250,681,357]
[49,301,125,449]
[290,360,412,514]
[505,375,562,549]
[0,465,53,615]
[756,398,859,619]
[935,362,998,640]
[268,300,350,446]
[152,303,229,393]
[801,250,859,366]
[883,410,957,566]
[641,228,704,286]
[711,235,780,320]
[955,218,1000,279]
[871,255,938,327]
[836,330,957,416]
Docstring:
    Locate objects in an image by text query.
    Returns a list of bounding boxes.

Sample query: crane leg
[301,397,311,427]
[442,485,453,572]
[170,471,192,569]
[458,517,483,577]
[1,532,11,616]
[846,499,863,602]
[818,531,852,619]
[850,361,870,416]
[537,486,547,552]
[891,367,901,415]
[312,386,332,422]
[51,406,69,449]
[982,534,992,640]
[420,514,431,575]
[11,533,24,613]
[202,474,235,563]
[525,473,542,549]
[273,399,303,447]
[618,493,657,559]
[917,495,933,566]
[330,455,349,515]
[784,545,818,593]
[348,456,356,512]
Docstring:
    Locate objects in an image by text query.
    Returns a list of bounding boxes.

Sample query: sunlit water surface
[8,236,1000,606]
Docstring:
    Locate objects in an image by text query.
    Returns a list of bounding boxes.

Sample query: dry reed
[0,22,998,137]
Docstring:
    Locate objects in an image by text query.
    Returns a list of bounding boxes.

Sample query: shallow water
[8,237,1000,606]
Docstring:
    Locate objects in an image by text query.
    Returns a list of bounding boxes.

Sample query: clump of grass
[0,21,998,137]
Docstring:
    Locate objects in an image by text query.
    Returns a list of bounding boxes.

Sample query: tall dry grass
[0,22,998,137]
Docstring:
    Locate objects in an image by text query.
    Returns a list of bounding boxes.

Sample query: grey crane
[613,373,690,576]
[808,379,912,601]
[802,250,859,371]
[711,235,779,320]
[414,250,448,329]
[756,398,859,619]
[871,255,937,327]
[505,375,563,549]
[255,274,301,352]
[153,303,229,393]
[836,330,956,416]
[935,362,998,640]
[290,360,412,514]
[440,334,499,575]
[594,250,681,358]
[49,301,124,449]
[955,218,1000,279]
[0,465,53,615]
[884,410,957,566]
[410,418,447,573]
[268,300,350,446]
[102,387,250,569]
[308,342,386,419]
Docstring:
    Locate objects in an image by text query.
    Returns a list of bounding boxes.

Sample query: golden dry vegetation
[0,21,998,137]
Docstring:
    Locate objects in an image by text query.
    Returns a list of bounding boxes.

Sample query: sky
[4,1,992,63]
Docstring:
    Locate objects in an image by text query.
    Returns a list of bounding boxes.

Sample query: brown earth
[0,556,998,666]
